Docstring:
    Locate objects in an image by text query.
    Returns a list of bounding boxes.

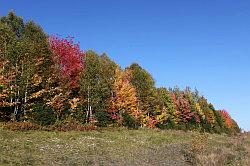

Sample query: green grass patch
[0,128,248,165]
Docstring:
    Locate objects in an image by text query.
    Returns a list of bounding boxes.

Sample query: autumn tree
[198,97,216,132]
[183,88,203,128]
[219,110,233,129]
[0,60,15,121]
[0,12,52,121]
[49,36,85,92]
[108,67,142,128]
[172,92,193,125]
[47,36,85,121]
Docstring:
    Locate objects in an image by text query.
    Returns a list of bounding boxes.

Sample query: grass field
[0,127,249,166]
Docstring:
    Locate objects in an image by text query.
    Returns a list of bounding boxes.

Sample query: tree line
[0,12,240,134]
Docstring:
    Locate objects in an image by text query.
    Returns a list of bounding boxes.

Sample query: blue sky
[1,0,250,131]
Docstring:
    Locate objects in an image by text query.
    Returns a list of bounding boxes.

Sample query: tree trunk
[13,63,18,120]
[10,86,13,103]
[24,79,28,117]
[90,106,92,119]
[86,85,90,123]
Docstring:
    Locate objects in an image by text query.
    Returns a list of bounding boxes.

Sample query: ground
[0,127,249,166]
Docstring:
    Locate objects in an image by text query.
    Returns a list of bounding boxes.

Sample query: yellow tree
[108,67,142,126]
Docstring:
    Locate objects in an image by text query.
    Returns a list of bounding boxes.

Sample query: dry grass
[0,126,249,166]
[183,132,249,166]
[241,132,250,165]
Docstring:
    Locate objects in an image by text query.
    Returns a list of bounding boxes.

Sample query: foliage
[46,92,69,119]
[142,116,158,128]
[171,90,194,125]
[49,36,85,91]
[122,113,139,129]
[94,111,112,127]
[126,63,157,116]
[79,51,116,122]
[108,67,142,126]
[219,110,233,129]
[0,12,52,122]
[155,88,176,125]
[33,103,57,126]
[0,12,240,134]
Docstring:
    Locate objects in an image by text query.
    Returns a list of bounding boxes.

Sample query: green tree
[0,11,24,38]
[126,63,157,116]
[0,12,52,121]
[79,51,116,123]
[198,97,216,132]
[0,21,16,121]
[155,88,177,128]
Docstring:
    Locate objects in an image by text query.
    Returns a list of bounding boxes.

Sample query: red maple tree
[172,93,194,123]
[219,110,232,128]
[49,36,85,90]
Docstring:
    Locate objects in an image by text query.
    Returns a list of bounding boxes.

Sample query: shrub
[71,106,86,124]
[4,122,41,131]
[33,104,57,126]
[122,113,139,129]
[46,119,97,132]
[94,111,112,127]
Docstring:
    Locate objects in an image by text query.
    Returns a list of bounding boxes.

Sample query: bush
[155,123,167,129]
[94,111,112,127]
[0,107,12,122]
[122,113,139,129]
[4,122,41,131]
[33,104,57,126]
[70,105,87,124]
[46,119,97,132]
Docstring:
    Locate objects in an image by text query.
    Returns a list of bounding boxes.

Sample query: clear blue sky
[1,0,250,131]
